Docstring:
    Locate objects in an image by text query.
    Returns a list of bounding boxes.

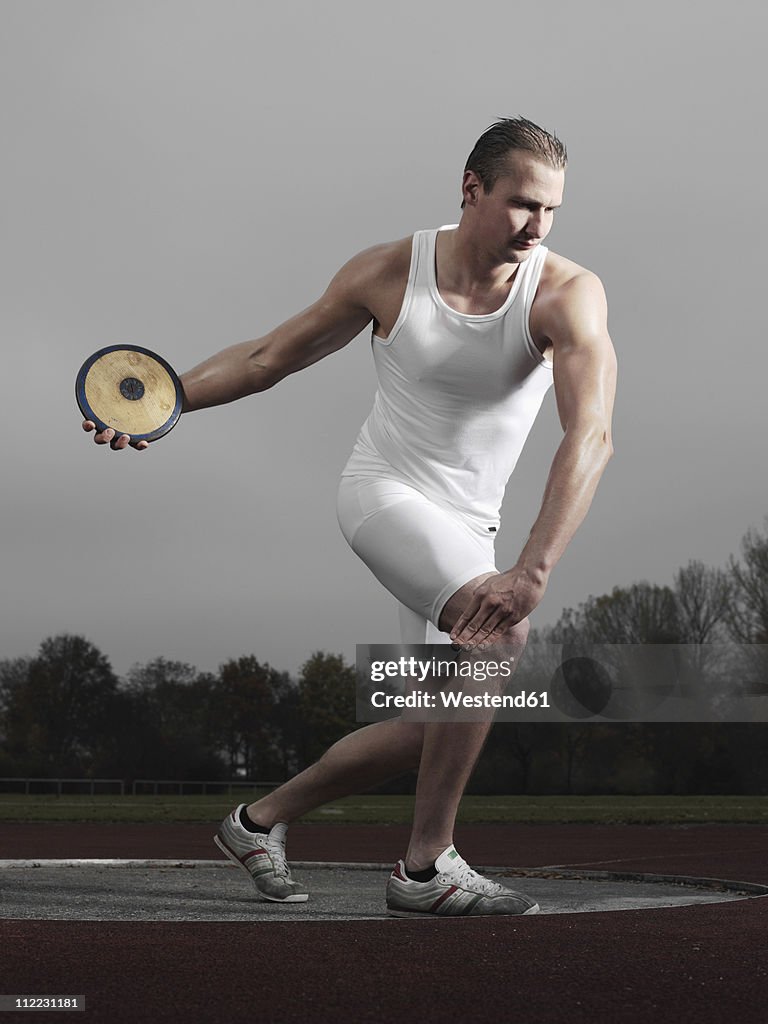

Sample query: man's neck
[436,226,521,301]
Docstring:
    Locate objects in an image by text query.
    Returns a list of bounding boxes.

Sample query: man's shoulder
[537,249,607,322]
[541,249,603,294]
[342,234,412,272]
[354,234,414,276]
[530,249,610,353]
[331,235,413,297]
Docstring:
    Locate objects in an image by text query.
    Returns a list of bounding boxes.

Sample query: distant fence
[0,778,279,797]
[130,780,279,796]
[0,778,125,796]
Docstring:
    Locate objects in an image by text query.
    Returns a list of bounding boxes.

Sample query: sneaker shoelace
[261,832,291,879]
[447,860,503,896]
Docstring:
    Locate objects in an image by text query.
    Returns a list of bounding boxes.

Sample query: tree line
[0,644,357,784]
[1,520,766,794]
[477,519,768,795]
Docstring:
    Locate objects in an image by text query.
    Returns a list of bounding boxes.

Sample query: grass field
[1,793,767,825]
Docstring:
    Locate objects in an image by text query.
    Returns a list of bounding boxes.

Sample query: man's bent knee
[498,615,530,645]
[438,573,531,646]
[438,571,498,634]
[473,615,529,657]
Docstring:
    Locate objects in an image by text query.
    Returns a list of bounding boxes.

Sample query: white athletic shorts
[336,474,498,644]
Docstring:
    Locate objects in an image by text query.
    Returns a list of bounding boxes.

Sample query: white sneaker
[214,805,308,903]
[386,845,539,917]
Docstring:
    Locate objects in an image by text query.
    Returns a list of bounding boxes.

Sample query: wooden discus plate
[76,345,183,443]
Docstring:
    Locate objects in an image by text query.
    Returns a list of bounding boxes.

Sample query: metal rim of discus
[75,344,184,444]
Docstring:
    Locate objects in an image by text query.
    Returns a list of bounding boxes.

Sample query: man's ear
[461,169,483,207]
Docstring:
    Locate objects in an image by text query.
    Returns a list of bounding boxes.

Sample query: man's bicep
[549,275,617,434]
[263,257,376,376]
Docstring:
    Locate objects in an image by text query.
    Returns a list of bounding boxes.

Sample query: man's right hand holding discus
[82,422,150,451]
[76,344,185,451]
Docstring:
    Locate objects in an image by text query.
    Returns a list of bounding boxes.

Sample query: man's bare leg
[404,580,529,869]
[244,717,423,827]
[243,572,526,868]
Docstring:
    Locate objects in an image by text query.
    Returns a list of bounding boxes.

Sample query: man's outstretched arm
[451,271,617,646]
[179,269,374,413]
[82,248,384,449]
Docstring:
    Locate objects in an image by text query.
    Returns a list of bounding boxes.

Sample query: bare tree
[672,560,734,690]
[727,521,768,643]
[673,560,732,643]
[549,583,682,646]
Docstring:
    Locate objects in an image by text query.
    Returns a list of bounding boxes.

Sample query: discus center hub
[119,377,145,401]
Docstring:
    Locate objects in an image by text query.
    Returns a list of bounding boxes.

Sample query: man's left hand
[449,566,548,649]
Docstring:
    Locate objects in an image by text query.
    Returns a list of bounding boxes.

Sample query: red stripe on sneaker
[392,863,407,881]
[430,885,457,913]
[242,850,269,863]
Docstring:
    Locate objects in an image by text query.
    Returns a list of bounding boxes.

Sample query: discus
[75,344,183,444]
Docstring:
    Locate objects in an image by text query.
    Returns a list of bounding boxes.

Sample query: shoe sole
[386,902,540,918]
[213,833,309,903]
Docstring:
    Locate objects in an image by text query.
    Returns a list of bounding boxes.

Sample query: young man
[84,117,616,917]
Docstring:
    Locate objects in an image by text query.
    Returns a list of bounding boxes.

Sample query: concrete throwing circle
[1,861,765,922]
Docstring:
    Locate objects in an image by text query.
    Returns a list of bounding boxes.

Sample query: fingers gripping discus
[76,345,183,444]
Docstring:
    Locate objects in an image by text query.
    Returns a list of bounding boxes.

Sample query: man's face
[462,152,565,264]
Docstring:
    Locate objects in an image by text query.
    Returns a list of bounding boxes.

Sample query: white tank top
[342,226,554,530]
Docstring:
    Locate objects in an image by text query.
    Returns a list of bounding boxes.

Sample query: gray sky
[2,0,766,680]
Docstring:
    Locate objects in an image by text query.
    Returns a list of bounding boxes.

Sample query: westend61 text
[370,691,551,709]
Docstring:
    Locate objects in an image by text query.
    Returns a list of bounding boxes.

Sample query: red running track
[2,822,767,1023]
